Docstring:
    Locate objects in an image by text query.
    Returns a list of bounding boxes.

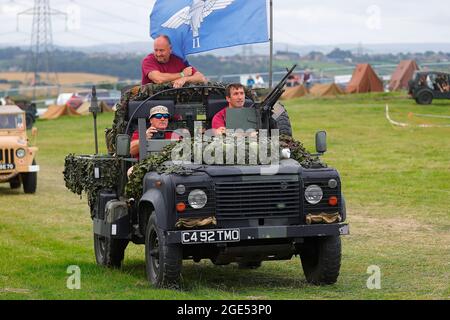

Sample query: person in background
[0,115,13,129]
[246,76,255,89]
[254,74,265,88]
[303,71,313,89]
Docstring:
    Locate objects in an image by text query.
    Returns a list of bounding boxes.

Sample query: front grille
[0,148,15,165]
[304,179,340,213]
[215,176,300,220]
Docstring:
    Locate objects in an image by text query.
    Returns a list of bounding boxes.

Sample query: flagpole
[269,0,273,89]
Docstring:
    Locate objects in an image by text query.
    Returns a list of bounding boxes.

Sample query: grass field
[0,92,449,300]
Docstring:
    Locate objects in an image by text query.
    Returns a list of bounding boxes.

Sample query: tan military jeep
[0,105,39,193]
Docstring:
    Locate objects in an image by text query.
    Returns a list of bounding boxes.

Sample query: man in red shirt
[130,105,175,159]
[141,35,206,88]
[212,83,246,134]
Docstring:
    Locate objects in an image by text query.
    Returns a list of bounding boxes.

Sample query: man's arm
[130,139,140,158]
[148,67,205,85]
[148,70,183,84]
[129,126,158,157]
[187,71,207,84]
[172,71,207,88]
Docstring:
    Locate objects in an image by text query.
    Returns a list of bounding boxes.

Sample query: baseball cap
[149,105,170,118]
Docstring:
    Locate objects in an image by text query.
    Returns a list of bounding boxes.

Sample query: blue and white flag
[150,0,269,59]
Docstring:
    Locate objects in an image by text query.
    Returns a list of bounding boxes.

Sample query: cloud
[273,1,450,45]
[0,0,449,47]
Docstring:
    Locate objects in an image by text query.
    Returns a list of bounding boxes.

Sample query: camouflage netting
[63,154,120,209]
[65,82,326,205]
[124,134,326,200]
[105,82,256,154]
[279,134,326,168]
[125,142,190,200]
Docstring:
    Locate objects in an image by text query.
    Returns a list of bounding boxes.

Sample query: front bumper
[166,223,349,245]
[0,165,40,182]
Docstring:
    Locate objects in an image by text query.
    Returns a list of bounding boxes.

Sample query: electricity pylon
[17,0,67,98]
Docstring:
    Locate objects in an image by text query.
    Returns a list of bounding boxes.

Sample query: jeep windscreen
[0,114,24,130]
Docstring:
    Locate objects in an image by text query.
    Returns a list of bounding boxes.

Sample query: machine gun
[256,64,297,131]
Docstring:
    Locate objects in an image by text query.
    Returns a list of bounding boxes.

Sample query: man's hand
[172,77,187,88]
[183,67,193,77]
[146,126,158,139]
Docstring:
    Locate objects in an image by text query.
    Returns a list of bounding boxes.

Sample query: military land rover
[408,71,450,105]
[0,105,39,193]
[64,67,349,288]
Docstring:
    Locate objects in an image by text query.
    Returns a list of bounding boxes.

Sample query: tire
[300,236,341,285]
[145,214,182,288]
[238,261,262,269]
[416,91,433,105]
[271,102,292,136]
[21,160,37,194]
[94,234,128,268]
[9,176,21,189]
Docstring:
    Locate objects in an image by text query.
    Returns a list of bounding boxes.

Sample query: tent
[76,101,113,115]
[346,64,384,93]
[281,85,309,100]
[309,83,345,97]
[40,104,81,119]
[388,60,419,91]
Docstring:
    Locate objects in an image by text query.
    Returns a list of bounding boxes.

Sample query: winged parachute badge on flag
[150,0,269,59]
[162,0,235,49]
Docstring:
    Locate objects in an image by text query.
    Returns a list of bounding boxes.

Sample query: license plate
[0,163,15,170]
[181,229,240,245]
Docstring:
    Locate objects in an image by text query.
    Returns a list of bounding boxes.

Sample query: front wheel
[94,234,128,268]
[300,236,341,285]
[416,91,433,105]
[21,161,37,194]
[145,214,182,288]
[9,176,21,189]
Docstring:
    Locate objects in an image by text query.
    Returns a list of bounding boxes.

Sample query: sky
[1,0,449,49]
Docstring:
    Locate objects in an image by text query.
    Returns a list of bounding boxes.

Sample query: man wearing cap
[130,105,174,159]
[142,35,206,88]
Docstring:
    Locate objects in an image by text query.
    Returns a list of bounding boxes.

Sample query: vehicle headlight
[16,148,26,158]
[305,185,323,205]
[188,189,207,209]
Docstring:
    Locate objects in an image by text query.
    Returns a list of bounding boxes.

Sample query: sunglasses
[151,113,170,119]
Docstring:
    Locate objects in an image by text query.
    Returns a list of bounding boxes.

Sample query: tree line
[0,47,279,81]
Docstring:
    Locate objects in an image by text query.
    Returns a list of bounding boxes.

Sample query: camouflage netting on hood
[63,154,120,210]
[105,82,256,154]
[279,134,326,169]
[124,134,326,200]
[125,142,188,200]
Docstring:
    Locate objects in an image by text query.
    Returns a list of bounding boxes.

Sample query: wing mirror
[315,130,327,155]
[116,134,130,157]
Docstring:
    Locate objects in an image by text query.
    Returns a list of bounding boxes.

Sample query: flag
[150,0,269,59]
